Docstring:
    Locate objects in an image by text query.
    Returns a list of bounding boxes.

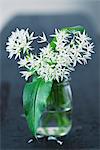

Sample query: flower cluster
[6,28,37,59]
[6,28,94,82]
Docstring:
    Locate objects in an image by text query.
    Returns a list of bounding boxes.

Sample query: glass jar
[37,79,72,137]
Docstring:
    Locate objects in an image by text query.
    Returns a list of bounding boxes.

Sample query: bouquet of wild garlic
[6,26,94,137]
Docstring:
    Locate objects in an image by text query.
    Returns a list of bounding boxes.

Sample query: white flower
[20,71,33,81]
[39,44,56,64]
[38,32,48,43]
[6,28,37,59]
[51,28,70,43]
[25,29,38,41]
[84,42,94,53]
[27,53,38,69]
[55,42,66,52]
[76,30,91,42]
[18,57,28,68]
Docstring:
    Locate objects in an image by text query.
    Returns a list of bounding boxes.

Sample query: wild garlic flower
[6,28,94,82]
[38,32,48,43]
[20,71,33,81]
[18,57,29,68]
[6,28,37,59]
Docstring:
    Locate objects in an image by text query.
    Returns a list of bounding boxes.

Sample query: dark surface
[0,14,100,150]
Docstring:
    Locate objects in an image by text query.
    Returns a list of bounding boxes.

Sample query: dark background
[0,14,100,150]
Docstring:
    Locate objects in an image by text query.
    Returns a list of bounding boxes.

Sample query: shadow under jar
[37,78,72,137]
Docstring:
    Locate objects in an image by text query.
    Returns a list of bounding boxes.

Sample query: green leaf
[23,77,52,136]
[50,25,85,49]
[62,25,85,33]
